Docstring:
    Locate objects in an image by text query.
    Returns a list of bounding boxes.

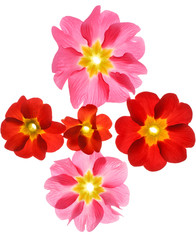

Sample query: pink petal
[55,193,78,209]
[72,151,103,175]
[101,192,120,208]
[102,22,140,48]
[99,203,120,224]
[74,205,87,232]
[110,72,135,94]
[113,36,145,59]
[110,53,147,75]
[50,158,80,177]
[82,73,109,107]
[86,200,104,232]
[60,16,87,50]
[93,157,128,188]
[104,184,130,207]
[81,6,101,46]
[68,201,84,224]
[52,47,82,89]
[68,69,89,108]
[103,75,130,103]
[56,200,78,220]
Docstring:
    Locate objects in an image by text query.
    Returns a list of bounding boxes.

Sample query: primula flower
[115,92,195,171]
[1,96,66,160]
[44,151,129,232]
[62,104,112,154]
[52,5,147,108]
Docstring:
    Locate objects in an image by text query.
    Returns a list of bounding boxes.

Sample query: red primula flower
[115,92,195,171]
[62,104,112,154]
[1,96,66,160]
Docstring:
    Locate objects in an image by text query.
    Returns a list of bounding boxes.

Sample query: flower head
[115,92,195,171]
[52,5,147,108]
[62,104,112,154]
[1,96,66,160]
[44,151,129,232]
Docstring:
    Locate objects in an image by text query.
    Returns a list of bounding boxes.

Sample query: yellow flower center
[72,170,104,205]
[20,118,45,141]
[78,40,114,78]
[138,116,169,146]
[80,122,94,137]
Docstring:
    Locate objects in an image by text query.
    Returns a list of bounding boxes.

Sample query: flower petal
[41,133,64,152]
[74,205,87,232]
[63,126,81,139]
[78,104,97,124]
[51,158,80,177]
[61,117,80,129]
[1,118,23,140]
[68,69,89,109]
[78,135,94,154]
[32,135,47,160]
[45,121,66,134]
[115,116,141,153]
[128,137,149,166]
[82,74,109,108]
[94,157,128,187]
[5,96,26,121]
[110,72,135,94]
[167,124,195,148]
[67,137,80,151]
[86,200,104,232]
[55,192,78,209]
[135,91,160,117]
[100,203,120,224]
[14,138,33,158]
[96,114,112,129]
[102,22,140,48]
[144,145,167,171]
[68,201,84,224]
[90,131,102,152]
[60,16,87,50]
[37,104,52,129]
[52,47,82,89]
[21,98,43,119]
[158,139,187,163]
[5,133,29,151]
[46,174,77,187]
[103,75,130,103]
[81,6,101,46]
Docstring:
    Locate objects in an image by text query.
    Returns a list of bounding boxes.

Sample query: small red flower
[62,104,112,154]
[1,96,66,160]
[115,92,195,171]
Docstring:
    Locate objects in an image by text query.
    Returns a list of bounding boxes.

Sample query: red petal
[167,124,195,148]
[37,104,52,129]
[127,98,147,125]
[167,103,193,126]
[144,145,167,171]
[61,117,80,129]
[49,174,77,185]
[96,114,112,129]
[32,135,47,160]
[55,193,78,209]
[154,93,179,119]
[21,98,43,119]
[5,96,26,121]
[78,135,94,154]
[15,138,33,158]
[98,129,112,141]
[128,137,149,166]
[45,121,66,134]
[115,116,141,153]
[41,133,64,152]
[158,139,187,163]
[63,125,81,139]
[78,104,97,127]
[5,133,29,151]
[135,92,159,117]
[1,118,23,140]
[91,131,102,152]
[67,137,80,151]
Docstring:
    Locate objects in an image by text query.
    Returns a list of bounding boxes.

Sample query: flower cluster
[0,5,195,232]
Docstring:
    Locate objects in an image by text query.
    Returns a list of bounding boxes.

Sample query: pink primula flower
[52,5,147,108]
[44,151,129,231]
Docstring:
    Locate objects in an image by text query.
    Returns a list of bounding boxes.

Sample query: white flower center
[86,183,94,193]
[149,126,159,135]
[92,56,101,65]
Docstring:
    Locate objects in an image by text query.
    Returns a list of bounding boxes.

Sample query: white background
[0,0,196,239]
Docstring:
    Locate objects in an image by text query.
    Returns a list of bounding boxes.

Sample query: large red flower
[1,96,66,160]
[115,92,195,171]
[62,104,112,154]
